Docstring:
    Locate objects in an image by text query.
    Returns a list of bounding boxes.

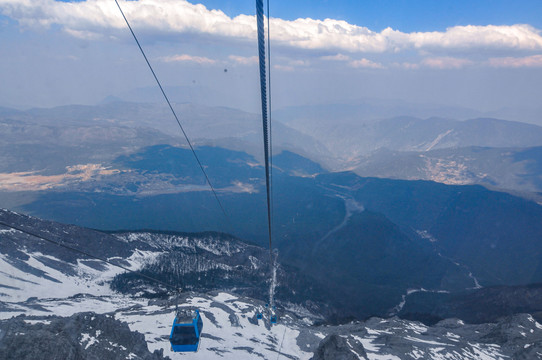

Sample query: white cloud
[321,53,351,61]
[159,54,216,64]
[270,17,391,52]
[421,57,473,69]
[348,58,384,69]
[0,0,256,39]
[1,0,542,55]
[63,28,105,40]
[407,24,542,51]
[228,55,258,65]
[288,59,309,66]
[392,62,420,70]
[488,54,542,68]
[273,64,295,72]
[269,58,310,71]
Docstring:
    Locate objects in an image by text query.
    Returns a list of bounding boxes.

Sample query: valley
[3,103,542,326]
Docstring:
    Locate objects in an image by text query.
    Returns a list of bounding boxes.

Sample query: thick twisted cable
[256,0,273,264]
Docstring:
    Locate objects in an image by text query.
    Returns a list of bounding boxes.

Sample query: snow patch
[352,335,381,353]
[214,292,238,302]
[404,335,447,346]
[80,332,98,350]
[0,248,161,303]
[23,319,51,325]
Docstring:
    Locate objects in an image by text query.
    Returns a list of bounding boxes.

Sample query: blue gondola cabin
[169,309,203,352]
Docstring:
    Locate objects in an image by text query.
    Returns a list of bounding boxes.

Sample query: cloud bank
[2,0,542,55]
[489,54,542,68]
[421,57,474,70]
[160,54,216,64]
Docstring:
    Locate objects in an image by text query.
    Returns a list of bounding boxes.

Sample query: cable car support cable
[113,0,228,221]
[266,0,275,229]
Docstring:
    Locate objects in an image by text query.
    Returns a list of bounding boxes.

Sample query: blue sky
[50,0,542,31]
[1,0,542,123]
[196,0,542,31]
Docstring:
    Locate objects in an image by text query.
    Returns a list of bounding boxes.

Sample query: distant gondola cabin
[169,309,203,352]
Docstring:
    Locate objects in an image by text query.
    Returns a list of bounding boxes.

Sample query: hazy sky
[2,0,542,121]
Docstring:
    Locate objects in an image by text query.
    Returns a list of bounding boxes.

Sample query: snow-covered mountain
[0,208,320,359]
[3,208,542,359]
[6,290,542,360]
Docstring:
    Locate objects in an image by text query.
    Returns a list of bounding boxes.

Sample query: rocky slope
[3,292,542,359]
[0,312,167,360]
[3,209,542,359]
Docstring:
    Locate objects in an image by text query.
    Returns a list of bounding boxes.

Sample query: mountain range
[4,102,542,194]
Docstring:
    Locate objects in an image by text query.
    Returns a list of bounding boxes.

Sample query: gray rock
[311,334,367,360]
[0,313,169,360]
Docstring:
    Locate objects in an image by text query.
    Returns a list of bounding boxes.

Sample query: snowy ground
[3,288,531,360]
[0,248,160,302]
[1,291,315,360]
